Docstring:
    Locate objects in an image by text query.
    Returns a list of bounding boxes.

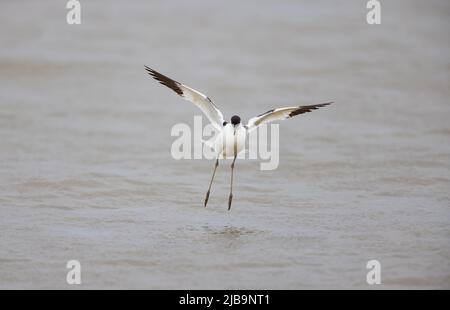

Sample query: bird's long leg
[228,131,238,210]
[228,154,237,210]
[204,158,219,207]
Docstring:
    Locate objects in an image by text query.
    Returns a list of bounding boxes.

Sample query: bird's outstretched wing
[246,102,332,132]
[145,66,225,130]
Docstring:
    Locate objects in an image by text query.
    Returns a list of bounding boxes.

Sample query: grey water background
[0,0,449,289]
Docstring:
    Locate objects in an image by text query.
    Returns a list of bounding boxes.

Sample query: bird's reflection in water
[202,225,259,249]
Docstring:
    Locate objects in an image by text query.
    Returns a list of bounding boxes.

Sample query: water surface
[0,0,449,289]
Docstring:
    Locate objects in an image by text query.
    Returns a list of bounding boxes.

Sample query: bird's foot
[204,190,210,207]
[228,193,233,210]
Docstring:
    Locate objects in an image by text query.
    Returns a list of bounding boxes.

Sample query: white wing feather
[246,103,332,132]
[145,66,224,130]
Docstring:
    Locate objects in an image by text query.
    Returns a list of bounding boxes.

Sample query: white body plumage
[214,123,246,159]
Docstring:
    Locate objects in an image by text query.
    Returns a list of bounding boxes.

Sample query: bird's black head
[231,115,241,126]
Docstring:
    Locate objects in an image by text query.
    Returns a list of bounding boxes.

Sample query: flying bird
[145,66,332,210]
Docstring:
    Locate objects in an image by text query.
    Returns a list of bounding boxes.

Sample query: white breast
[214,124,246,159]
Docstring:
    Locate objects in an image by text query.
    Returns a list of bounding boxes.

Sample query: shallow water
[0,0,449,289]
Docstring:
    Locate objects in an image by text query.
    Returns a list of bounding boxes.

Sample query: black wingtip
[144,66,184,96]
[289,102,333,117]
[144,65,155,76]
[313,101,333,107]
